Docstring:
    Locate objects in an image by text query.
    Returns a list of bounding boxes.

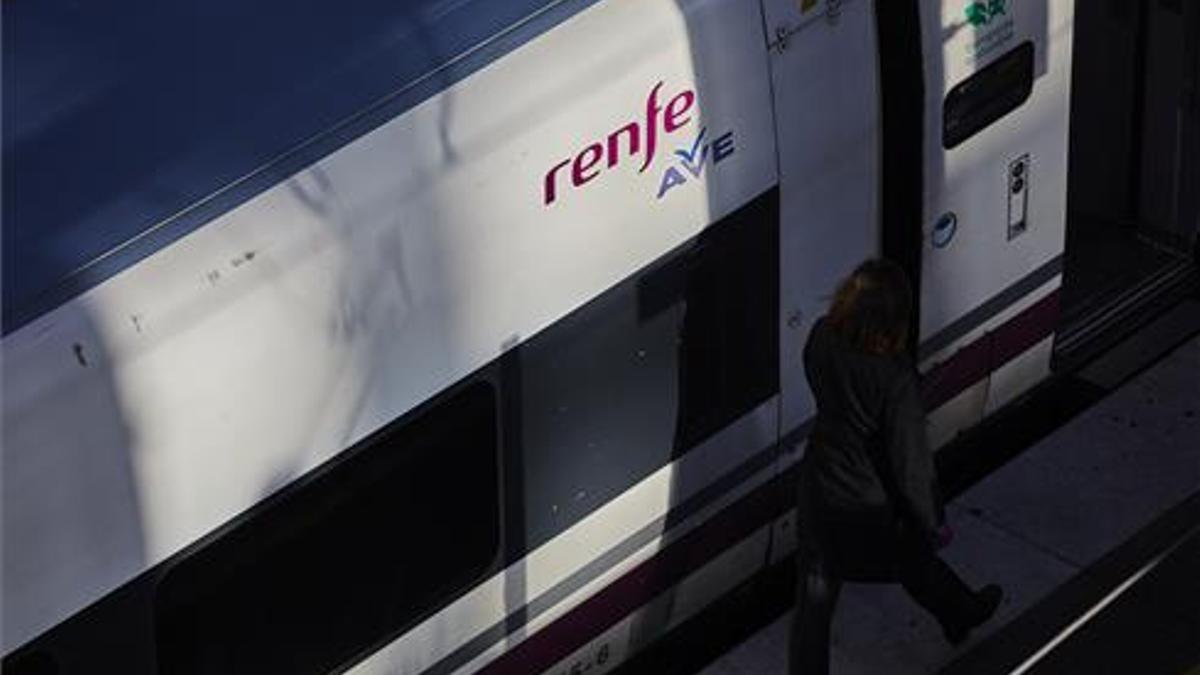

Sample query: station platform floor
[695,303,1200,674]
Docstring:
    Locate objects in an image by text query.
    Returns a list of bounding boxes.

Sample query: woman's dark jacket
[799,317,943,570]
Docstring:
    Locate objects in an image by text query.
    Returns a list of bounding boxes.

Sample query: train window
[656,194,780,450]
[154,382,500,675]
[507,188,779,553]
[943,41,1035,148]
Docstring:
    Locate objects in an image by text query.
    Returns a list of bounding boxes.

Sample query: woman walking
[789,259,1002,674]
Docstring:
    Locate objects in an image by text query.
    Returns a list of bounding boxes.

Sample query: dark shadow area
[1059,0,1199,355]
[934,373,1105,501]
[1016,524,1200,675]
[614,554,797,675]
[876,0,925,352]
[940,491,1200,675]
[628,187,780,651]
[498,336,530,650]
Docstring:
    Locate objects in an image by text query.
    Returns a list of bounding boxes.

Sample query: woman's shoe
[944,584,1003,646]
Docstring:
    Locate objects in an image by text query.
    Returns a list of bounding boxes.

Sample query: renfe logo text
[543,81,697,206]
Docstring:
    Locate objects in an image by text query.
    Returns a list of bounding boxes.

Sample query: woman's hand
[933,523,955,550]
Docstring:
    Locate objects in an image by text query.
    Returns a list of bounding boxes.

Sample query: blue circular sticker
[932,212,957,249]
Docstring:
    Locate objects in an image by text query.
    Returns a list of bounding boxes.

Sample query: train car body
[3,0,1085,672]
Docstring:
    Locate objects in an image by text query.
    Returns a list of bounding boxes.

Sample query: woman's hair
[826,258,913,356]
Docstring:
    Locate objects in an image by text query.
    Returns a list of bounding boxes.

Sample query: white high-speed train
[3,0,1197,672]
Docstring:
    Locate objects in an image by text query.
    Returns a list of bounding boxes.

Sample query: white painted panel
[919,0,1074,347]
[1,0,777,653]
[915,0,1074,445]
[763,0,882,436]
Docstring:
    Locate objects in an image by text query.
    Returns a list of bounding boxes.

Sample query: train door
[910,0,1076,448]
[1057,0,1200,368]
[760,0,881,459]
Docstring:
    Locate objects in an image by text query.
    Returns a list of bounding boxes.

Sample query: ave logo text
[656,126,734,200]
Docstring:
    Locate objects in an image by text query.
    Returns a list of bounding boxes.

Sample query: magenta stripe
[923,289,1060,410]
[991,289,1060,369]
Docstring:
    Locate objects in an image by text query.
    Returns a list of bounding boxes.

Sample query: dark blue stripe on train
[1,0,602,335]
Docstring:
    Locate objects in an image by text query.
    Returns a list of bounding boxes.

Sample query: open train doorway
[1056,0,1200,368]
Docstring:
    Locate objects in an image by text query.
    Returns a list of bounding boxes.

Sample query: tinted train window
[943,41,1035,148]
[155,382,499,675]
[507,189,779,552]
[650,196,779,449]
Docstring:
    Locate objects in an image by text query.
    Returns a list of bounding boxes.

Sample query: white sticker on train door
[952,0,1049,75]
[963,0,1016,63]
